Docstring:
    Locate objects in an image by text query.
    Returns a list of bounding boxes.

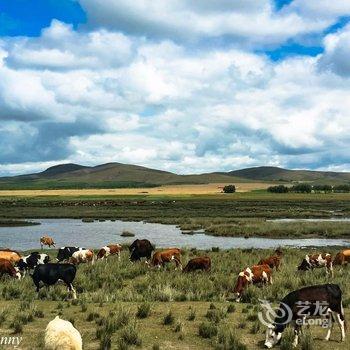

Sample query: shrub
[280,328,295,350]
[174,321,183,333]
[163,310,175,325]
[223,185,236,193]
[206,308,226,323]
[227,304,236,314]
[136,302,151,319]
[187,308,196,321]
[120,323,142,346]
[215,328,247,350]
[198,322,218,338]
[300,331,314,350]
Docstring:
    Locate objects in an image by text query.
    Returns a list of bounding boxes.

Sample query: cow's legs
[293,322,301,347]
[325,314,333,341]
[67,282,77,300]
[334,312,346,341]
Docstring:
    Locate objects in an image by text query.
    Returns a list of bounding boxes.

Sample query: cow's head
[333,253,343,266]
[233,273,249,302]
[96,248,105,260]
[43,255,50,264]
[297,258,310,271]
[16,259,27,272]
[264,324,282,348]
[14,266,22,279]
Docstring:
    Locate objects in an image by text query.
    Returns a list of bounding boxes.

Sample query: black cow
[264,284,346,348]
[31,263,77,299]
[129,239,154,262]
[56,247,85,262]
[17,252,50,275]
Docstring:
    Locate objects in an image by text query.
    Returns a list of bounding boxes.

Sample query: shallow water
[0,219,349,251]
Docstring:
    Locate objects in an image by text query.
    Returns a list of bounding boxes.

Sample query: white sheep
[44,316,82,350]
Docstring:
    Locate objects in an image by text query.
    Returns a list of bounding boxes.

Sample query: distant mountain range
[0,163,349,190]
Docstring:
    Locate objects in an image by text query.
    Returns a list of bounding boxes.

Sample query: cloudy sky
[0,0,350,176]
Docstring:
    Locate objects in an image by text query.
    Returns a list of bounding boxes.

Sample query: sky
[0,0,350,176]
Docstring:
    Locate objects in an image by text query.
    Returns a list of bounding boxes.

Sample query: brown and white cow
[97,244,122,261]
[297,253,333,277]
[183,256,211,272]
[40,236,56,249]
[0,249,22,264]
[233,264,272,302]
[0,258,21,279]
[333,249,350,266]
[69,249,94,265]
[258,249,283,271]
[151,248,182,270]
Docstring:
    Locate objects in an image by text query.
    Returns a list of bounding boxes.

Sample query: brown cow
[233,264,272,302]
[0,249,22,264]
[69,249,94,265]
[151,248,182,270]
[40,236,56,249]
[183,256,211,272]
[258,249,283,270]
[333,249,350,266]
[297,253,333,277]
[97,244,122,260]
[0,258,21,279]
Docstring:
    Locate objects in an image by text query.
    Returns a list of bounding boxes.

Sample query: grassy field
[0,247,350,349]
[0,182,278,196]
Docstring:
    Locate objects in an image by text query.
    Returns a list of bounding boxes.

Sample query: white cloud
[79,0,333,46]
[0,17,350,174]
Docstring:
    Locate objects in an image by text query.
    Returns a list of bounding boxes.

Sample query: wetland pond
[0,218,349,251]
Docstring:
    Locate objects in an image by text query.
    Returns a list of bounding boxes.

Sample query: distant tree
[333,184,350,193]
[223,185,236,193]
[267,185,289,193]
[291,183,312,193]
[313,184,333,193]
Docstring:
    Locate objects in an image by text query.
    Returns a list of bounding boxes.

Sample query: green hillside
[0,163,349,190]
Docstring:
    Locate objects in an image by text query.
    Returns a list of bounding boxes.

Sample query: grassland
[0,182,277,196]
[1,247,350,349]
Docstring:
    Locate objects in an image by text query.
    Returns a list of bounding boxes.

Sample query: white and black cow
[264,284,346,348]
[17,252,50,275]
[31,263,77,299]
[56,247,85,262]
[297,253,333,277]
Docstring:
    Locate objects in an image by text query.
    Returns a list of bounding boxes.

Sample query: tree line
[267,183,350,193]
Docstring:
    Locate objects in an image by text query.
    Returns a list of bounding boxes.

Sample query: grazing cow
[97,244,122,260]
[69,249,94,265]
[40,236,55,249]
[17,252,50,275]
[56,247,85,262]
[258,249,283,271]
[45,316,82,350]
[0,258,21,279]
[333,249,350,266]
[233,264,272,302]
[151,248,182,270]
[297,253,333,277]
[0,249,22,264]
[264,284,346,348]
[183,256,211,272]
[129,239,155,262]
[31,263,77,299]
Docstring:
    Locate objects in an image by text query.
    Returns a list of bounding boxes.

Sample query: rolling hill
[0,163,349,189]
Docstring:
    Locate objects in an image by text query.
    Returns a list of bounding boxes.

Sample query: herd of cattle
[0,235,350,348]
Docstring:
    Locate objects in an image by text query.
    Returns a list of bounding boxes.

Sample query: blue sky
[0,0,350,175]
